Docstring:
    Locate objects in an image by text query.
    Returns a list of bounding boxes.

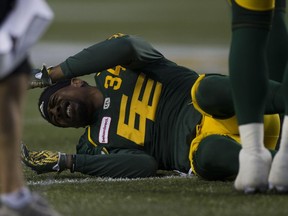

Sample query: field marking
[50,2,223,23]
[27,175,193,186]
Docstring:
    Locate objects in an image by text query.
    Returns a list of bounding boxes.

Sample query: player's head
[38,78,93,128]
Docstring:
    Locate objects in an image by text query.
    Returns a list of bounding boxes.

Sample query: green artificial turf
[19,1,288,215]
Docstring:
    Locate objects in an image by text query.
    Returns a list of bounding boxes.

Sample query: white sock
[239,123,265,152]
[0,187,32,209]
[278,115,288,153]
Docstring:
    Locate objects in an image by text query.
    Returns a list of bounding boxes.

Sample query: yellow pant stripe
[235,0,275,11]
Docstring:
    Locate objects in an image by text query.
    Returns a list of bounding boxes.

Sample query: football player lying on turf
[22,33,284,180]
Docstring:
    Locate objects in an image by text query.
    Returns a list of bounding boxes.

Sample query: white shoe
[0,193,61,216]
[268,151,288,193]
[234,148,272,193]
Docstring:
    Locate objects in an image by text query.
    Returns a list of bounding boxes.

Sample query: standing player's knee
[231,0,274,30]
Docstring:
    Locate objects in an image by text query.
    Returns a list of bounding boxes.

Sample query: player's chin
[57,113,88,128]
[70,113,91,128]
[60,120,87,128]
[67,104,91,127]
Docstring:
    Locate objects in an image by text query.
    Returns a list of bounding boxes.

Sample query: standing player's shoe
[268,151,288,193]
[234,148,272,193]
[0,193,61,216]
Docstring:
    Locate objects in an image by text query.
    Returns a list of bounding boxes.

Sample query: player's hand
[21,142,67,174]
[28,64,52,89]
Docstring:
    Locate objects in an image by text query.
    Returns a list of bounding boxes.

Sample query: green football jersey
[60,34,201,176]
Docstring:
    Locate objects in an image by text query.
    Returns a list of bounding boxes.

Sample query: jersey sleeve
[75,149,158,178]
[75,132,158,178]
[59,33,164,78]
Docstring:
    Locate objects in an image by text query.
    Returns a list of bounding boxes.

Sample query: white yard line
[27,175,191,186]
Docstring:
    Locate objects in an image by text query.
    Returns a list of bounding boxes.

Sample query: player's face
[47,84,94,128]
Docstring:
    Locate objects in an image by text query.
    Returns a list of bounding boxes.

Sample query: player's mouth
[62,101,71,119]
[63,101,83,122]
[59,100,90,128]
[66,104,71,118]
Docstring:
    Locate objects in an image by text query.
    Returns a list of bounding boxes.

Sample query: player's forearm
[74,153,158,178]
[57,36,136,79]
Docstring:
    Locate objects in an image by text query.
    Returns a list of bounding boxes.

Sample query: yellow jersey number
[104,66,162,145]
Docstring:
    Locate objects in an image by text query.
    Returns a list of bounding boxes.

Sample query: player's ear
[71,78,84,87]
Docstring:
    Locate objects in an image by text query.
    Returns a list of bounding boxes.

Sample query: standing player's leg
[0,65,61,216]
[0,0,26,204]
[269,69,288,192]
[267,0,288,82]
[0,60,31,210]
[0,0,60,215]
[229,0,275,193]
[267,0,288,151]
[268,0,288,191]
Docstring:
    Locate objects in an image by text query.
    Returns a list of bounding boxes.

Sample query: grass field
[43,0,233,45]
[19,0,288,215]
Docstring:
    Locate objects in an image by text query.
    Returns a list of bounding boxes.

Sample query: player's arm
[75,150,158,178]
[22,144,158,178]
[57,33,164,79]
[30,34,163,85]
